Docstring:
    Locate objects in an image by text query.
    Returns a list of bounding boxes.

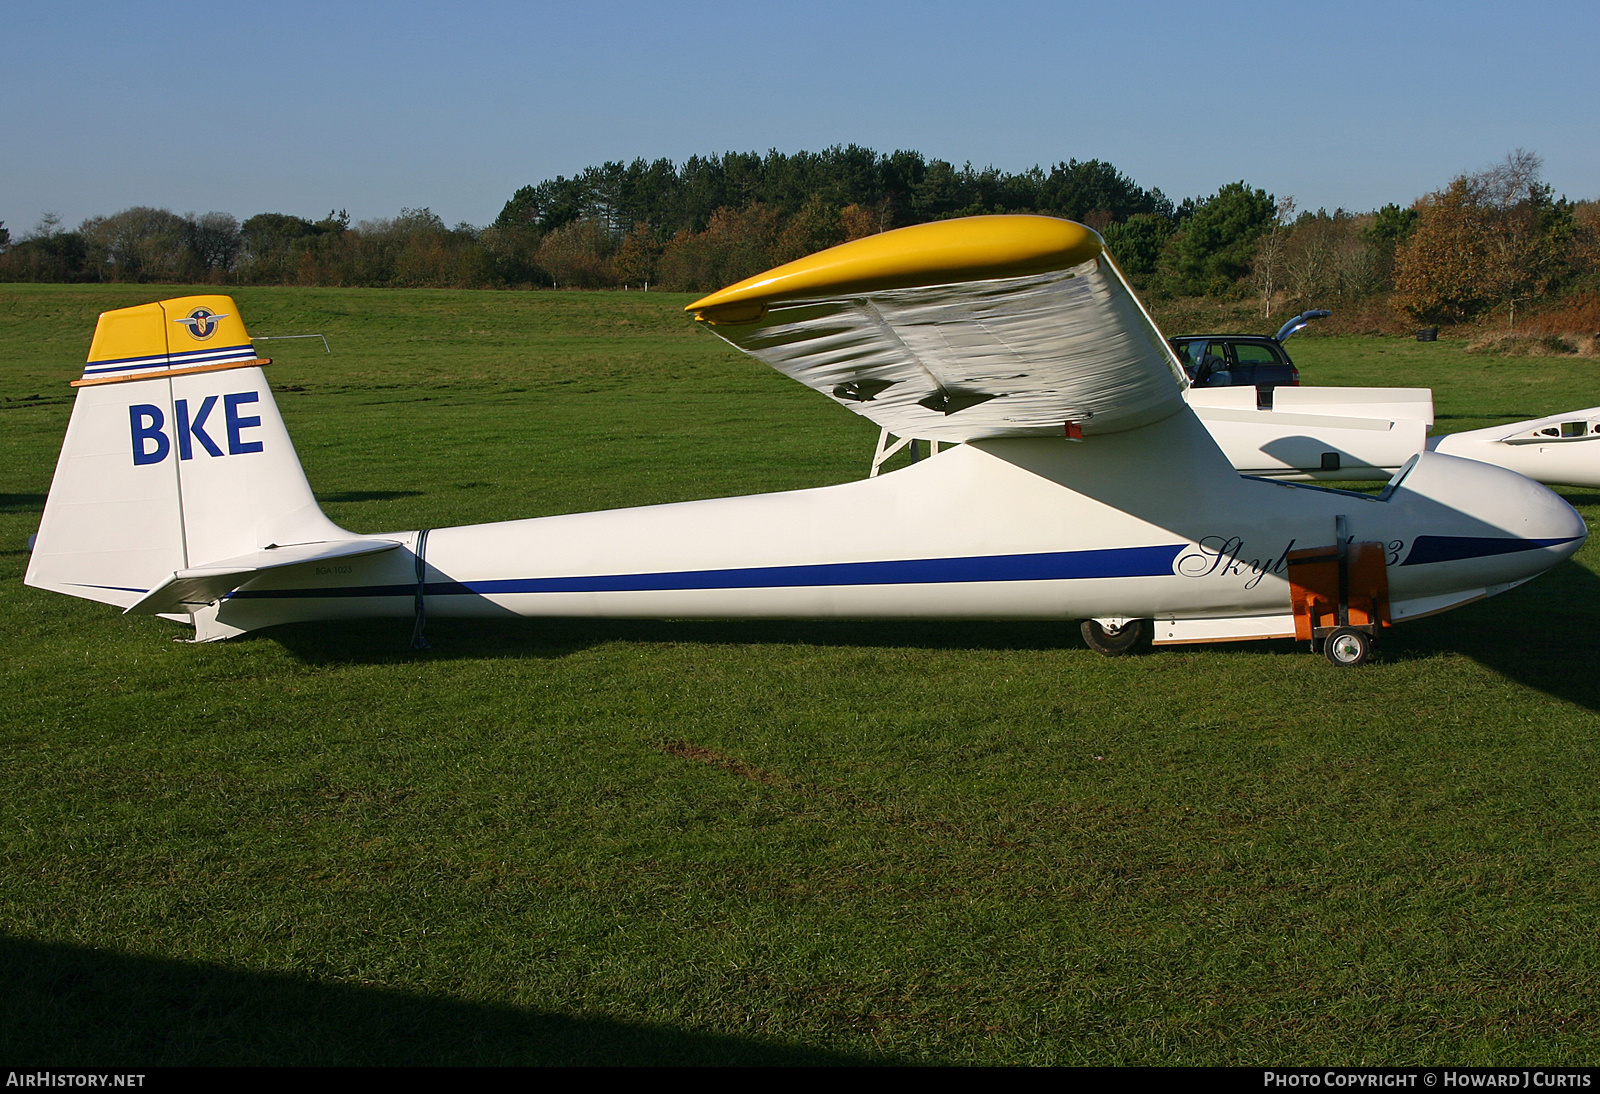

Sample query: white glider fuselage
[1430,409,1600,489]
[202,409,1585,644]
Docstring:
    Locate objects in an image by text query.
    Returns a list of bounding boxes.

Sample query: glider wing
[686,216,1188,442]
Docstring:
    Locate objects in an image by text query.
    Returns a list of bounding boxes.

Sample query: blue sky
[3,0,1595,235]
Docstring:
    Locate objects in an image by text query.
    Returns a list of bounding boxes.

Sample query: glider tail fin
[25,295,350,614]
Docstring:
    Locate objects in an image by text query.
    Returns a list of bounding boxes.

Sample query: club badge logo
[174,307,229,341]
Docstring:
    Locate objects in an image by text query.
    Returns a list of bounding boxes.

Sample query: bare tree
[1481,149,1543,208]
[30,212,63,239]
[1251,196,1296,318]
[1477,150,1566,326]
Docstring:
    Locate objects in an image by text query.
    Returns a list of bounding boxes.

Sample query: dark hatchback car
[1170,309,1329,389]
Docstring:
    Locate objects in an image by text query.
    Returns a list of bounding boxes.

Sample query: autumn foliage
[1394,152,1589,327]
[2,146,1594,330]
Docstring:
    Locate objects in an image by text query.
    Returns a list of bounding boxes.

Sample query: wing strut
[868,428,944,478]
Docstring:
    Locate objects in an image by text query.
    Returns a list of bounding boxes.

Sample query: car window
[1233,343,1283,365]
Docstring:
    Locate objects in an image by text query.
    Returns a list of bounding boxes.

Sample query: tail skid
[25,295,398,634]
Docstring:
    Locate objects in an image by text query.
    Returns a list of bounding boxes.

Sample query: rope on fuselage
[411,528,431,650]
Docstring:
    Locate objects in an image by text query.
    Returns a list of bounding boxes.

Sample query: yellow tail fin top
[78,295,264,386]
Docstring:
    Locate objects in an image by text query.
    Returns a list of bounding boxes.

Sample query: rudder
[26,295,353,617]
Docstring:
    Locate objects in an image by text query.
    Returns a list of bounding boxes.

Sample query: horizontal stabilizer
[126,539,402,615]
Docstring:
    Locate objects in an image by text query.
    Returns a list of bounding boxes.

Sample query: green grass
[3,284,1599,1065]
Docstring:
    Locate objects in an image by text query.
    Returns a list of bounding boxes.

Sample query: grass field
[3,283,1599,1065]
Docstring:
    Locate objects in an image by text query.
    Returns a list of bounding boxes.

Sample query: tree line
[2,145,1594,328]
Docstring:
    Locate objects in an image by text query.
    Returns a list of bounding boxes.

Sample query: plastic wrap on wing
[708,259,1185,442]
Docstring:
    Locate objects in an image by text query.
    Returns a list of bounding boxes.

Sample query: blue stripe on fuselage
[1400,534,1583,566]
[228,543,1188,600]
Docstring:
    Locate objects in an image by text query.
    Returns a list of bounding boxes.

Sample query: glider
[25,216,1587,665]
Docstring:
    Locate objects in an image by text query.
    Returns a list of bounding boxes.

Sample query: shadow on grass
[315,490,425,504]
[267,615,1084,665]
[0,935,892,1067]
[1390,555,1600,711]
[1435,410,1552,423]
[0,492,47,514]
[260,539,1600,709]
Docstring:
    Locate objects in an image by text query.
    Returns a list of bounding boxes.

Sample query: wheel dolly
[1287,515,1391,666]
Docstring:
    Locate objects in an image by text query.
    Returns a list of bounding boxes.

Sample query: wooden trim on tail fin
[70,358,272,387]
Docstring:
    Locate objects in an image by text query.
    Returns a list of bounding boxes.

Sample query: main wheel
[1081,618,1147,656]
[1322,627,1372,667]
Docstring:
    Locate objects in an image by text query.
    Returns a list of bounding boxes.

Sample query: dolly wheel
[1081,618,1147,656]
[1322,627,1372,667]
